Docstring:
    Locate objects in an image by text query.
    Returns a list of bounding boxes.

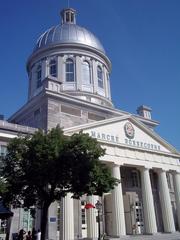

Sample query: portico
[64,115,180,239]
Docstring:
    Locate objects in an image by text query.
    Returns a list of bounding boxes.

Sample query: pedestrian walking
[26,231,32,240]
[18,229,26,240]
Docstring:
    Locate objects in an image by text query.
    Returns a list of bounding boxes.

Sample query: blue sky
[0,0,180,150]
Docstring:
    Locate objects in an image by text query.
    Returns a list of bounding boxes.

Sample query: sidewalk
[106,232,180,240]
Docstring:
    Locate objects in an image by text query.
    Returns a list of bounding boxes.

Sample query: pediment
[65,115,179,155]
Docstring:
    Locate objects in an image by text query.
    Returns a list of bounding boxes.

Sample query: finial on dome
[61,8,76,24]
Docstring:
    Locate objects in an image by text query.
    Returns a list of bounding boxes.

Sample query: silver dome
[34,23,105,53]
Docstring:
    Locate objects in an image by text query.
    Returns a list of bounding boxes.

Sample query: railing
[0,120,37,134]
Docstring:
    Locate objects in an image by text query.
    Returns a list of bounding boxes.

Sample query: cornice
[27,43,111,72]
[9,89,159,129]
[64,114,180,156]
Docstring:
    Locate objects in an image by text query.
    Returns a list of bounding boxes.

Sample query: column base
[83,238,99,240]
[143,232,161,235]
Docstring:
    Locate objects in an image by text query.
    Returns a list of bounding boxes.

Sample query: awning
[0,201,13,219]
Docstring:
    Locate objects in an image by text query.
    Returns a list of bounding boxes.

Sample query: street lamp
[95,200,102,240]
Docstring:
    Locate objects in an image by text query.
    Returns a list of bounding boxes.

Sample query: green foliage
[0,177,7,197]
[2,127,68,208]
[1,126,118,240]
[2,127,118,208]
[65,132,117,198]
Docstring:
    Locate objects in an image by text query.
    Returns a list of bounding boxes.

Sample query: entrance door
[123,194,144,235]
[133,201,144,234]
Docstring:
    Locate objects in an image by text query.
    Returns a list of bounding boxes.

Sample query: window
[61,105,81,117]
[166,173,172,190]
[81,209,86,224]
[97,66,103,88]
[71,13,74,22]
[0,145,7,157]
[66,58,75,82]
[81,201,86,225]
[22,209,33,231]
[36,65,42,88]
[131,170,140,187]
[82,61,91,84]
[66,12,70,22]
[34,108,41,121]
[49,59,57,77]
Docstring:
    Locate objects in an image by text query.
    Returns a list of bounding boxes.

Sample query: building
[0,7,180,240]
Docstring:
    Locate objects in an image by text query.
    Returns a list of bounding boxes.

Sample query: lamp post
[95,200,102,240]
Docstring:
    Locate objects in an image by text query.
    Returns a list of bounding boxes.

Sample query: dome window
[82,61,91,85]
[49,59,57,77]
[66,12,70,22]
[36,65,42,88]
[66,58,75,82]
[97,66,103,88]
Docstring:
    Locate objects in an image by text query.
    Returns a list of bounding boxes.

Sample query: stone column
[103,66,108,98]
[140,168,157,234]
[173,171,180,230]
[48,202,58,240]
[57,56,63,84]
[60,193,74,240]
[76,56,82,91]
[92,60,98,93]
[158,169,175,233]
[41,58,48,80]
[86,195,99,239]
[111,165,126,236]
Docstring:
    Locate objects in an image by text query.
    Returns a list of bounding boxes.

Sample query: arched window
[97,66,103,88]
[66,58,75,82]
[36,65,42,88]
[50,59,57,77]
[82,61,91,84]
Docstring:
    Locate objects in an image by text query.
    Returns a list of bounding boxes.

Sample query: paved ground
[105,232,180,240]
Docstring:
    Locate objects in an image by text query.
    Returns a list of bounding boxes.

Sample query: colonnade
[59,165,180,240]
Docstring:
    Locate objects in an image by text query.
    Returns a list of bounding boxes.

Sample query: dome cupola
[34,8,105,54]
[60,8,77,24]
[27,8,113,107]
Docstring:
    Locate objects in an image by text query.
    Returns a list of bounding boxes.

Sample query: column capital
[172,170,180,174]
[111,164,121,180]
[138,166,152,172]
[154,168,167,174]
[111,163,121,168]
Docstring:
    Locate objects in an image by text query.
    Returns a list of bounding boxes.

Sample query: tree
[0,159,13,240]
[0,178,7,196]
[1,126,118,240]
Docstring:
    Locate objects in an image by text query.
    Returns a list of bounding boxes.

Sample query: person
[26,231,32,240]
[36,229,41,240]
[31,228,37,240]
[18,229,26,240]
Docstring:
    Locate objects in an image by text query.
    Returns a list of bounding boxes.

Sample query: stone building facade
[0,7,180,240]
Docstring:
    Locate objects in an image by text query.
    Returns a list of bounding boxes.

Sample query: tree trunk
[5,217,12,240]
[40,202,51,240]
